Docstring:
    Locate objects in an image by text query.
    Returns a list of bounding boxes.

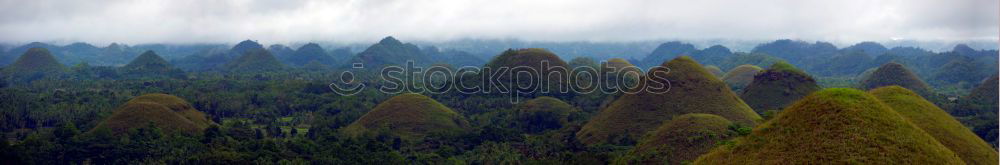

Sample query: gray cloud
[0,0,996,45]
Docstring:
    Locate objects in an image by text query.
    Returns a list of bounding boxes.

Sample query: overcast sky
[0,0,996,45]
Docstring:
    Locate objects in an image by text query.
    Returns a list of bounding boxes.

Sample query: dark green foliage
[349,36,430,68]
[717,52,785,71]
[640,41,697,67]
[2,48,66,82]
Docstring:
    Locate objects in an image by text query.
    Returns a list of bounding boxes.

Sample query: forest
[0,36,997,164]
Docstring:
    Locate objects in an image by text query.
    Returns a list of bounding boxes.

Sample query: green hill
[514,96,580,133]
[618,114,735,164]
[739,62,820,113]
[859,62,930,92]
[721,64,762,91]
[967,75,998,104]
[485,48,571,93]
[122,50,176,75]
[224,48,284,72]
[349,36,429,68]
[343,93,471,140]
[3,47,65,75]
[576,56,761,145]
[704,65,724,77]
[870,86,999,165]
[694,88,964,164]
[91,93,214,135]
[285,43,336,66]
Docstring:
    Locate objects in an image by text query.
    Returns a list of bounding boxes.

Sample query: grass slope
[694,88,964,164]
[870,86,999,165]
[91,93,214,135]
[576,56,761,145]
[739,62,820,113]
[618,113,734,164]
[343,93,471,140]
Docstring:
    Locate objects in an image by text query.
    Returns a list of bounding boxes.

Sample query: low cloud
[0,0,996,45]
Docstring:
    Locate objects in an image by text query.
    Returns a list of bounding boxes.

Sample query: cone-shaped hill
[694,88,964,164]
[122,51,176,75]
[870,86,999,165]
[576,56,761,145]
[704,65,724,77]
[349,36,429,68]
[739,62,820,113]
[285,43,336,66]
[722,64,762,91]
[618,114,736,165]
[343,93,471,140]
[967,75,998,104]
[229,40,265,57]
[3,47,65,75]
[514,96,580,133]
[224,48,284,72]
[485,48,571,93]
[91,93,215,135]
[859,62,930,92]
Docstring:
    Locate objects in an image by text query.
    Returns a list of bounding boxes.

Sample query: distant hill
[485,48,571,95]
[690,45,733,66]
[343,93,470,140]
[704,65,723,77]
[122,50,179,76]
[641,41,697,67]
[284,43,336,67]
[3,47,65,74]
[229,40,266,58]
[90,93,215,135]
[843,41,888,56]
[968,75,998,104]
[514,96,579,133]
[576,56,760,145]
[721,64,762,92]
[694,88,963,164]
[870,86,999,165]
[859,62,930,92]
[223,48,284,72]
[349,36,429,68]
[739,62,820,113]
[618,113,735,164]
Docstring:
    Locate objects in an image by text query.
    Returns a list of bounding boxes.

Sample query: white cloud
[0,0,995,45]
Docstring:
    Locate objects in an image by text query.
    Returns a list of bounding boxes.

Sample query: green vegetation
[90,93,215,135]
[576,56,761,145]
[2,48,66,82]
[870,86,999,165]
[722,64,762,91]
[343,93,471,140]
[859,62,931,92]
[694,88,964,164]
[349,36,429,68]
[739,62,820,112]
[617,113,736,164]
[284,43,337,67]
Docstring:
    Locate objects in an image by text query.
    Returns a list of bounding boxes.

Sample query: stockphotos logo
[330,60,672,103]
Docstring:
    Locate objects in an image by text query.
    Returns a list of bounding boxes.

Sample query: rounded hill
[224,48,284,72]
[343,93,471,140]
[514,96,580,133]
[3,47,65,74]
[122,50,176,75]
[859,62,930,92]
[694,88,964,164]
[91,93,214,135]
[576,56,760,145]
[739,62,820,113]
[721,64,762,91]
[870,86,999,165]
[618,113,735,165]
